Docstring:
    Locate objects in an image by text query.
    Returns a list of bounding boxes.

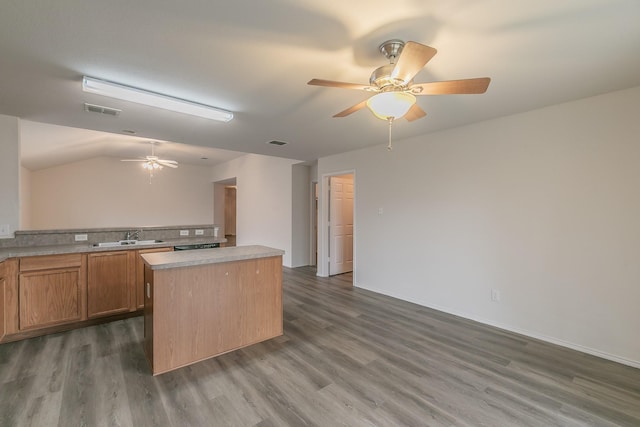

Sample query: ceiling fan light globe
[366,92,416,120]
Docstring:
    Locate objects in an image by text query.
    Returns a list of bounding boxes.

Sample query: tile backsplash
[0,225,220,248]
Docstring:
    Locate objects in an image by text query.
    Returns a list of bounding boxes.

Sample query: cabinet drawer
[20,253,82,272]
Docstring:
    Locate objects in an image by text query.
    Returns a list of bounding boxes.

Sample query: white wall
[309,161,318,183]
[291,164,311,267]
[317,86,640,367]
[210,153,302,267]
[213,182,226,235]
[30,157,214,229]
[20,166,31,230]
[0,115,20,238]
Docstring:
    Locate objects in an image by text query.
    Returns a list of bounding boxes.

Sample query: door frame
[310,181,318,266]
[317,170,356,282]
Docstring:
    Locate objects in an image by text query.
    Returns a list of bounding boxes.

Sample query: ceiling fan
[121,141,178,174]
[308,39,491,123]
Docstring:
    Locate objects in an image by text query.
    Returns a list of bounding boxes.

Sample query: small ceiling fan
[308,39,491,123]
[121,141,178,173]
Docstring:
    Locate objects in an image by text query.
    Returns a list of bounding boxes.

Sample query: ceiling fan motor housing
[370,40,410,90]
[370,64,409,90]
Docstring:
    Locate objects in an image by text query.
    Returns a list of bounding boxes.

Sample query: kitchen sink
[93,239,164,247]
[134,239,165,245]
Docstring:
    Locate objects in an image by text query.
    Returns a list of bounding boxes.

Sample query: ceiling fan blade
[404,104,427,122]
[157,159,178,164]
[159,161,178,168]
[308,79,374,91]
[333,99,370,118]
[391,41,437,85]
[121,159,146,162]
[410,77,491,95]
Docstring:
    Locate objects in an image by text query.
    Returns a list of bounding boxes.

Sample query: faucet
[125,229,141,241]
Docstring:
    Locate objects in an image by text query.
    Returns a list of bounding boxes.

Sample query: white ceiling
[2,1,640,170]
[19,120,244,170]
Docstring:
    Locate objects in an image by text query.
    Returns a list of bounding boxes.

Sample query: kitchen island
[141,245,284,375]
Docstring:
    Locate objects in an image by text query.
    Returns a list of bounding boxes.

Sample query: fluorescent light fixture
[82,76,233,122]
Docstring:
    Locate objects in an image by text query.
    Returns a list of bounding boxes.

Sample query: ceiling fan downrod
[379,39,405,64]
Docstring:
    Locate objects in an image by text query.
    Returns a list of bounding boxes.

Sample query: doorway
[329,174,354,275]
[224,186,237,246]
[213,178,236,247]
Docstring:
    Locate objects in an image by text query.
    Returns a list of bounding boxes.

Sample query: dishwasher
[173,242,220,251]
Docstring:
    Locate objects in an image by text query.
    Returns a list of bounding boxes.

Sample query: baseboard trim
[429,303,640,369]
[356,284,640,370]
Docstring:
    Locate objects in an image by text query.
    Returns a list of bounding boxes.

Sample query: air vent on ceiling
[84,103,121,116]
[267,140,287,146]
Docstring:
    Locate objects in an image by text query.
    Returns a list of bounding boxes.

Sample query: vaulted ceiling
[2,1,639,170]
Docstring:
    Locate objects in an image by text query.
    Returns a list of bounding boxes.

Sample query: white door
[329,175,353,275]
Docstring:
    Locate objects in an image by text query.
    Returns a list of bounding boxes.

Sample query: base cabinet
[0,262,5,340]
[136,248,172,310]
[87,251,134,318]
[18,254,86,330]
[144,255,283,375]
[1,245,175,343]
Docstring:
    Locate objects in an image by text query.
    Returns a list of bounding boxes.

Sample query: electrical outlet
[180,230,189,236]
[378,207,384,215]
[491,289,501,302]
[0,224,9,237]
[195,229,204,236]
[75,234,88,241]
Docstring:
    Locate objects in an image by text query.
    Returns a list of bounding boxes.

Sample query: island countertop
[141,245,285,270]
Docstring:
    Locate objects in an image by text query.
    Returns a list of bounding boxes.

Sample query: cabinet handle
[146,282,151,299]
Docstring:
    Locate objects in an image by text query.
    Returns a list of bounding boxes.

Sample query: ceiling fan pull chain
[387,117,394,151]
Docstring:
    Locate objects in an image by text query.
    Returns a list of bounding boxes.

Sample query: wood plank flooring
[1,266,639,426]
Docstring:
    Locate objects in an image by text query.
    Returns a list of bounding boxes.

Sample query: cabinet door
[238,257,283,341]
[87,251,132,318]
[0,274,5,340]
[136,248,172,310]
[19,268,82,330]
[143,264,154,368]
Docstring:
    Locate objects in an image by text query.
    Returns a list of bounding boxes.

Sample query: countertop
[141,245,285,270]
[0,237,227,262]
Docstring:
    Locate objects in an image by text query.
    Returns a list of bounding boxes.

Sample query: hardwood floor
[1,266,639,426]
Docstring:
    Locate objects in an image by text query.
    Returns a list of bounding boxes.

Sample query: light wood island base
[141,245,284,375]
